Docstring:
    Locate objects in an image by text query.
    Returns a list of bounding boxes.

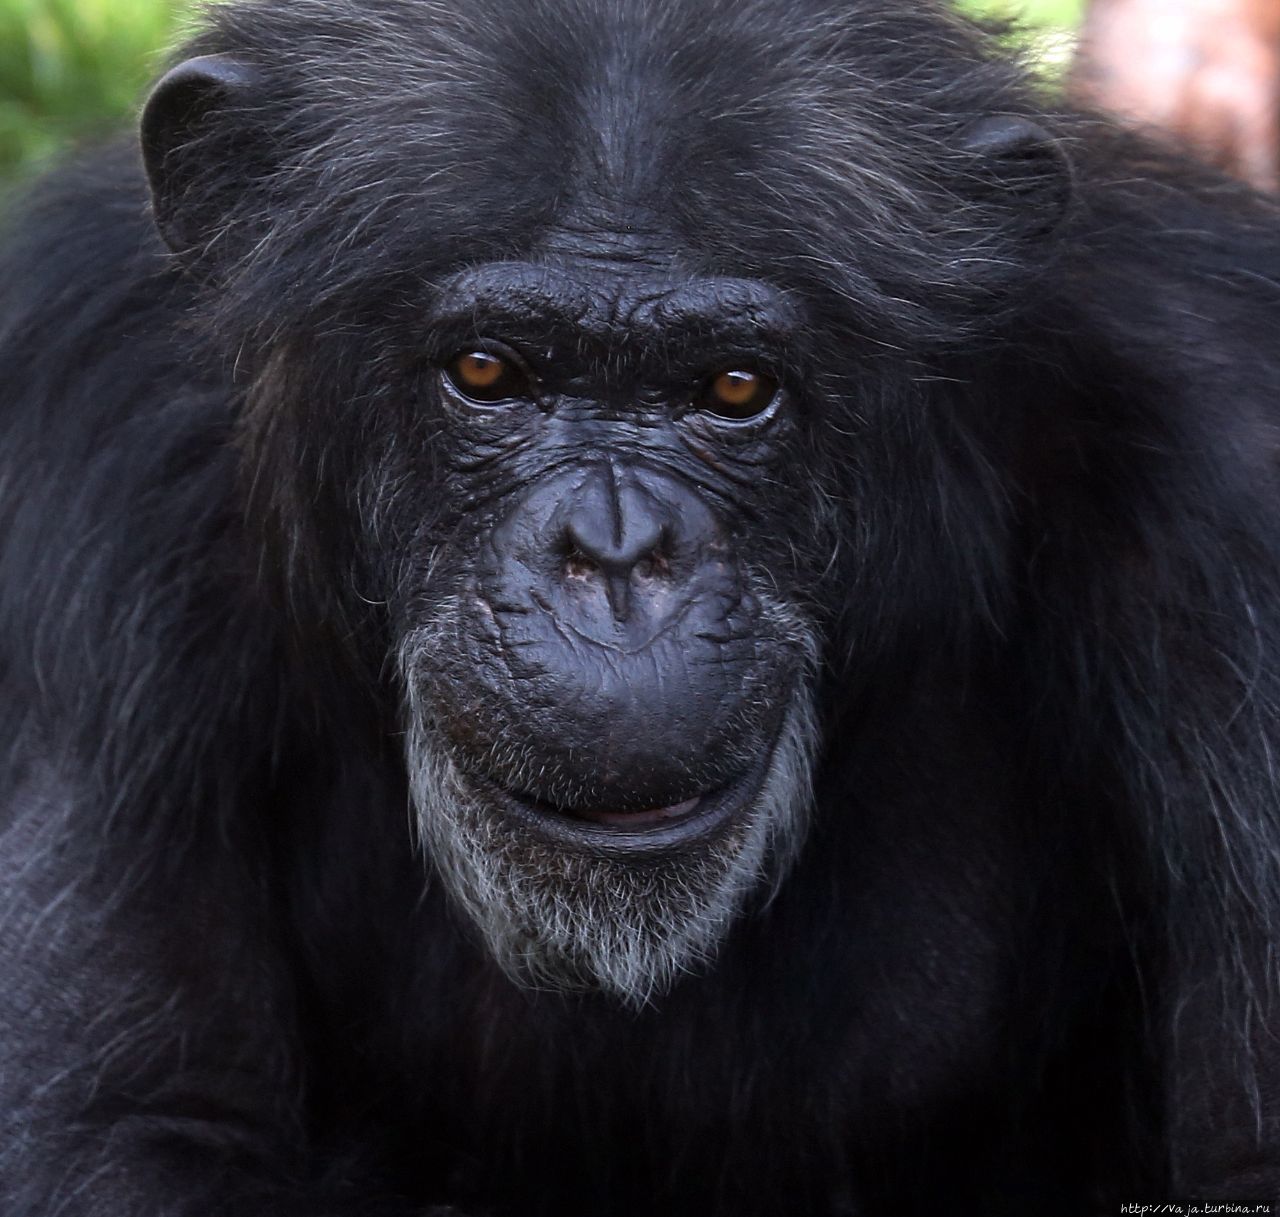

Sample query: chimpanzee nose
[559,465,675,622]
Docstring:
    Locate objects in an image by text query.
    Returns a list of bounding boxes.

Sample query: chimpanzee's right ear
[141,56,265,258]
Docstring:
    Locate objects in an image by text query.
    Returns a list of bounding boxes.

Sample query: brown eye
[443,350,531,404]
[699,368,779,421]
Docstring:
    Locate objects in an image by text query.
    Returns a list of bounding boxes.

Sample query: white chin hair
[402,689,818,1007]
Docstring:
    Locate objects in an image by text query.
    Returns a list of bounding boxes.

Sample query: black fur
[2,0,1280,1212]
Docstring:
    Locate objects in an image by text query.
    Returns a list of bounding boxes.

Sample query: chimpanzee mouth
[468,746,777,855]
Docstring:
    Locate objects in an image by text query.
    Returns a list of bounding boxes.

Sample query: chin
[402,679,818,1006]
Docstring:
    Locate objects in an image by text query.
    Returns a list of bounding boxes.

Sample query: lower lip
[574,796,703,828]
[470,749,775,856]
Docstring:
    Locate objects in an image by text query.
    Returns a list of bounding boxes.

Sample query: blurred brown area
[1071,0,1280,190]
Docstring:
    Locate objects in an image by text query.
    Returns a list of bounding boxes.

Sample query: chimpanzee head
[139,0,1067,1002]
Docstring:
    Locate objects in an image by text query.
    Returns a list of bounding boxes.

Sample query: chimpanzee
[2,0,1280,1213]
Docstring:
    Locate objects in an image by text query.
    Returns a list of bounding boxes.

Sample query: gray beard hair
[400,619,819,1007]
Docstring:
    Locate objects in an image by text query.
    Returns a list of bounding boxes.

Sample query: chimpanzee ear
[141,56,263,256]
[956,114,1073,231]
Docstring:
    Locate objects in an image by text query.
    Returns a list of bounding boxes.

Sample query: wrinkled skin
[412,262,809,816]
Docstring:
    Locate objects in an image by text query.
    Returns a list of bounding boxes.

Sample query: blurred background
[0,0,194,178]
[0,1,1082,181]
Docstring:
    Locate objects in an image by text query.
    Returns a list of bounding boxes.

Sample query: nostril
[555,526,598,579]
[564,548,597,579]
[633,551,672,582]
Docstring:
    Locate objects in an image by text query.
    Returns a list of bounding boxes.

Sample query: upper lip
[526,586,696,654]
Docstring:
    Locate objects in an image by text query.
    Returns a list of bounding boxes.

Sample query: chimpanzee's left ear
[141,55,266,258]
[957,114,1073,232]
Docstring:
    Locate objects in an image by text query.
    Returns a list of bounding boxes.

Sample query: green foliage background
[961,0,1083,24]
[0,0,1082,180]
[0,0,194,177]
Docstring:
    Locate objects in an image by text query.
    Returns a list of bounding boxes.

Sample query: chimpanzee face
[395,249,819,1002]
